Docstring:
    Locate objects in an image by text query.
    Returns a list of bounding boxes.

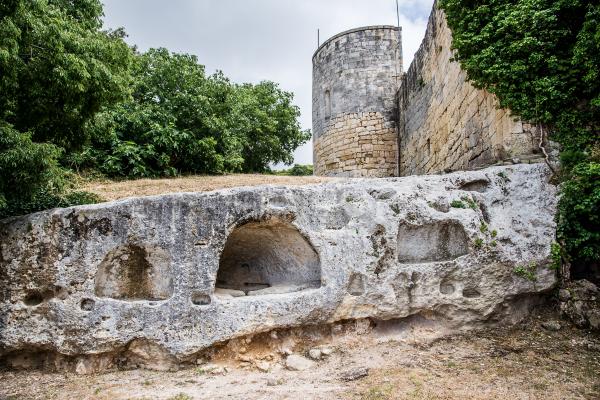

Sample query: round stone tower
[312,26,402,177]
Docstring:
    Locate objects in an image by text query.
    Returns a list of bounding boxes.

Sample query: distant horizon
[101,0,432,167]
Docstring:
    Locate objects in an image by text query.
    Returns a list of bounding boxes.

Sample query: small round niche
[215,218,321,298]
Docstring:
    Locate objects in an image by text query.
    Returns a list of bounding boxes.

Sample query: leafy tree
[0,123,62,214]
[439,0,599,273]
[79,49,310,177]
[232,81,311,173]
[78,49,243,177]
[0,0,132,149]
[0,0,131,216]
[274,164,314,176]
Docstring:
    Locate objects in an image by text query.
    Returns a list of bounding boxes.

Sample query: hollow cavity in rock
[95,244,173,301]
[216,218,321,296]
[459,179,490,193]
[397,220,469,263]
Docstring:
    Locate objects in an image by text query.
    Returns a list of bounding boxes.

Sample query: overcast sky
[101,0,433,166]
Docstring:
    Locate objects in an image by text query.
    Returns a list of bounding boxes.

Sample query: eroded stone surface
[0,164,557,367]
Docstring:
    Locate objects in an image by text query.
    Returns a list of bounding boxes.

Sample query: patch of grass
[450,199,466,208]
[490,240,497,247]
[514,262,538,282]
[362,383,394,400]
[167,394,193,400]
[94,387,102,395]
[407,374,424,399]
[480,222,488,233]
[461,195,479,210]
[141,379,154,386]
[473,238,484,249]
[491,229,497,238]
[451,196,479,210]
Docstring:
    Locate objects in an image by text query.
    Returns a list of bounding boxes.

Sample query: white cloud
[102,0,432,166]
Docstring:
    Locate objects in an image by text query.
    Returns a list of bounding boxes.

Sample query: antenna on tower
[396,0,400,28]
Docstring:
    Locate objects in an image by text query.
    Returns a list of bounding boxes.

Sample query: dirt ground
[1,307,599,400]
[80,174,335,202]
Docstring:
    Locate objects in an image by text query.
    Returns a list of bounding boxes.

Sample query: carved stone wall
[0,165,557,370]
[397,5,542,175]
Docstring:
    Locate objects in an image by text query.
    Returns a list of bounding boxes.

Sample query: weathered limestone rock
[285,355,314,371]
[560,280,600,331]
[0,164,557,369]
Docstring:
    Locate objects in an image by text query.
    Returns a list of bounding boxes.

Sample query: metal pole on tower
[396,0,400,28]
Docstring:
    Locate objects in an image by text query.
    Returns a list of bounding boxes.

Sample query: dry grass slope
[81,174,335,202]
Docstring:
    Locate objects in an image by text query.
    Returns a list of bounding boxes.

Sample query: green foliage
[0,0,132,150]
[0,123,62,214]
[480,222,488,234]
[514,262,538,282]
[234,82,311,173]
[274,164,314,176]
[0,0,129,217]
[76,49,238,177]
[450,199,466,208]
[454,195,479,210]
[550,242,563,271]
[473,238,484,249]
[439,0,600,273]
[464,196,479,210]
[0,185,101,220]
[76,49,310,177]
[556,162,600,263]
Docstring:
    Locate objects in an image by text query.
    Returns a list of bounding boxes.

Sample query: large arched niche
[215,218,322,298]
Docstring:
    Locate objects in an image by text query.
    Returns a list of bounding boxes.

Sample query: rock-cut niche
[216,218,321,297]
[397,220,469,263]
[95,244,173,301]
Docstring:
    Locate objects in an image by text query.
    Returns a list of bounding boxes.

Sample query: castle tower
[312,26,402,177]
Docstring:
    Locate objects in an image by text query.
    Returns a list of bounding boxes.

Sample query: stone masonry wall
[313,26,402,177]
[397,5,541,176]
[313,112,397,178]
